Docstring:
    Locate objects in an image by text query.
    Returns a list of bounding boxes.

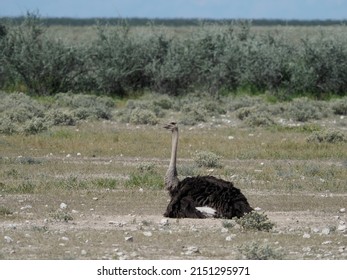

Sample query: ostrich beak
[163,122,177,129]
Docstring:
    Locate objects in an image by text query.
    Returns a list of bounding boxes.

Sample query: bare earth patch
[1,188,346,260]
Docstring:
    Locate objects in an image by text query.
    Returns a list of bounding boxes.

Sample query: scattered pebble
[160,219,169,226]
[337,225,346,232]
[321,228,330,235]
[322,240,332,245]
[183,246,200,255]
[20,205,32,210]
[225,234,237,241]
[61,237,69,242]
[81,250,87,256]
[143,231,152,237]
[340,208,346,213]
[77,153,81,156]
[60,203,67,210]
[303,233,311,238]
[254,207,262,211]
[4,236,13,243]
[125,236,133,242]
[92,197,98,201]
[221,228,228,233]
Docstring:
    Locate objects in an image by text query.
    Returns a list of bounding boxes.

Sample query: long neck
[165,128,179,194]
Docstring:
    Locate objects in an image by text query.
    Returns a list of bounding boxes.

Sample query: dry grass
[1,96,347,259]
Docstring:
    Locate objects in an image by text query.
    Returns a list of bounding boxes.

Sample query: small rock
[71,210,79,214]
[321,228,330,235]
[337,225,346,232]
[61,237,69,242]
[184,246,200,255]
[125,236,133,242]
[311,228,320,233]
[303,233,311,238]
[60,203,67,210]
[4,236,13,243]
[340,208,346,213]
[77,153,81,156]
[254,207,262,211]
[20,205,32,210]
[143,231,152,237]
[160,219,169,226]
[322,240,332,245]
[302,247,311,252]
[225,234,237,241]
[221,228,229,233]
[66,154,71,158]
[92,197,98,201]
[81,250,87,256]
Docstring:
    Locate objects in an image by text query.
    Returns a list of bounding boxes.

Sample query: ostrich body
[163,122,253,219]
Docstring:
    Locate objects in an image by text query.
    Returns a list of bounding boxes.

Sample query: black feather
[164,176,253,219]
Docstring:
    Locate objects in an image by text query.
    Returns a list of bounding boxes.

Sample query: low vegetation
[0,14,346,261]
[1,13,347,98]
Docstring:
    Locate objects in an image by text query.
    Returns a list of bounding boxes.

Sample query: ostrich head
[164,121,178,132]
[164,121,179,195]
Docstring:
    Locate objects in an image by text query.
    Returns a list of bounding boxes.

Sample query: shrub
[306,129,346,143]
[244,112,275,127]
[286,98,325,122]
[238,241,284,260]
[45,109,76,126]
[193,151,222,168]
[236,211,275,231]
[129,108,158,125]
[1,13,86,95]
[331,97,347,115]
[22,117,48,135]
[125,164,162,189]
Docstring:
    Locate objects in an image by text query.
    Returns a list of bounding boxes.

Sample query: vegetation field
[0,91,346,260]
[0,14,346,260]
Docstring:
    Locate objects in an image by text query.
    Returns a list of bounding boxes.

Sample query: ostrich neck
[165,129,179,193]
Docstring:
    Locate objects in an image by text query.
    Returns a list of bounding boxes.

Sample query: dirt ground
[1,188,346,260]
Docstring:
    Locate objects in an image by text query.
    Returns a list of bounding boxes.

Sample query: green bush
[331,97,347,115]
[236,211,275,231]
[306,129,346,143]
[193,151,222,168]
[238,241,284,260]
[1,13,86,95]
[129,108,158,125]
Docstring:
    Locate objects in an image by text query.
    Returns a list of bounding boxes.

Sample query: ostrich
[163,122,253,219]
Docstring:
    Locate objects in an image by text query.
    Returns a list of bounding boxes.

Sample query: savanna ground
[1,92,346,260]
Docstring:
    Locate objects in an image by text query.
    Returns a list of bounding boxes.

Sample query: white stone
[303,233,311,238]
[125,236,133,242]
[160,219,169,226]
[321,228,330,235]
[4,236,13,243]
[20,205,32,210]
[61,237,69,241]
[60,203,67,209]
[225,234,237,241]
[81,250,87,255]
[339,208,346,213]
[143,231,153,237]
[337,225,346,232]
[184,246,200,255]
